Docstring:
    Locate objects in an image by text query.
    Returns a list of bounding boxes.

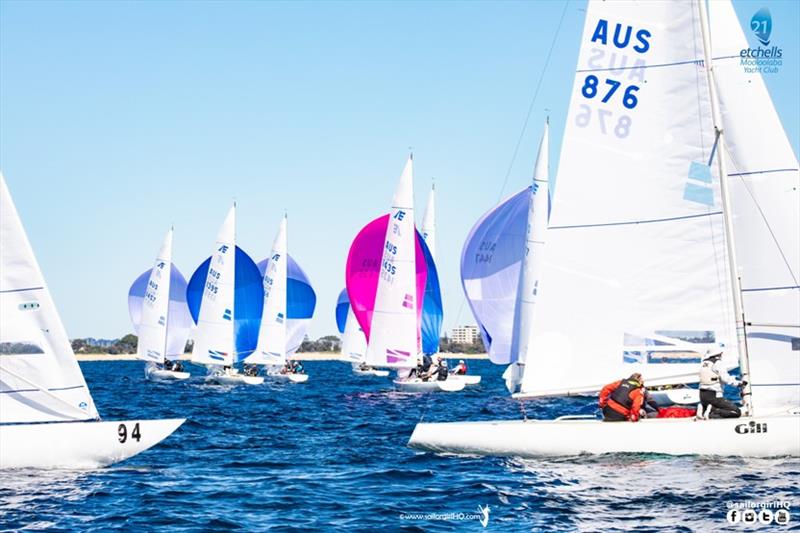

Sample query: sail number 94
[118,423,141,443]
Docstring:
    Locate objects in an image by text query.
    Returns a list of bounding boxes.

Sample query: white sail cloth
[365,157,420,368]
[520,0,740,396]
[246,217,288,366]
[709,0,800,411]
[136,229,174,364]
[191,206,237,367]
[0,174,99,423]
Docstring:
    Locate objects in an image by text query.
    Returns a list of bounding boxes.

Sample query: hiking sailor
[699,349,744,419]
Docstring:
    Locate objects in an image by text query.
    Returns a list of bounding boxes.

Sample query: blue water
[1,360,798,532]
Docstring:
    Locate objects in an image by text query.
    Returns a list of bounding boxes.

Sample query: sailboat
[409,0,800,456]
[128,229,192,382]
[0,174,184,468]
[420,183,479,387]
[336,289,388,377]
[345,156,464,393]
[187,205,265,386]
[243,216,315,383]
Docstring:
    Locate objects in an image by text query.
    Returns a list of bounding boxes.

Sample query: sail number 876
[582,75,639,109]
[575,104,631,139]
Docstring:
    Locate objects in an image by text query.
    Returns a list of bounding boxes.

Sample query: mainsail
[246,217,288,366]
[504,121,550,392]
[188,206,264,366]
[128,229,193,363]
[0,174,98,423]
[520,0,740,396]
[709,0,800,411]
[346,157,428,368]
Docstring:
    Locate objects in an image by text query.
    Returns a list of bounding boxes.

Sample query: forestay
[520,0,739,396]
[0,174,98,423]
[709,0,800,411]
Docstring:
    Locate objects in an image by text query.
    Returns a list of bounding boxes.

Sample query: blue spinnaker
[418,230,443,355]
[336,288,349,334]
[187,246,264,362]
[257,254,316,354]
[460,187,530,364]
[128,264,193,358]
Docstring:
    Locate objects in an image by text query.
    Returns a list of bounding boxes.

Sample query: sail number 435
[118,423,141,443]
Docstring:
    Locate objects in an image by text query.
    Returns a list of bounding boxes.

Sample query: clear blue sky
[1,0,798,340]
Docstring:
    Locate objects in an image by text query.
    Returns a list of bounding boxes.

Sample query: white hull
[145,367,190,382]
[408,411,800,457]
[393,378,466,393]
[650,388,699,406]
[0,418,185,469]
[450,374,481,386]
[268,372,309,383]
[205,373,264,386]
[353,367,390,377]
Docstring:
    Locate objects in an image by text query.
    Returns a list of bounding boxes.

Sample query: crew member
[598,373,645,422]
[699,349,744,419]
[436,359,449,381]
[451,360,468,375]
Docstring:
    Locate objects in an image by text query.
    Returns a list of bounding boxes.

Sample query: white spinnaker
[246,216,288,366]
[137,229,173,364]
[191,206,237,367]
[520,0,739,396]
[0,174,98,423]
[342,305,368,364]
[421,184,436,260]
[709,0,800,411]
[365,157,418,368]
[505,121,549,393]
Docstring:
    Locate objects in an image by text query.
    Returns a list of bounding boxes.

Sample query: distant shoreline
[75,352,490,362]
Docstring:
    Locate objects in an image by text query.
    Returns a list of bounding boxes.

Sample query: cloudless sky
[1,0,798,341]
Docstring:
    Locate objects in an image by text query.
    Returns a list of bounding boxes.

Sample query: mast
[697,0,753,415]
[163,227,172,362]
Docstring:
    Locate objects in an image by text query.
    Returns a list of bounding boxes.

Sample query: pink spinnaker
[345,214,427,347]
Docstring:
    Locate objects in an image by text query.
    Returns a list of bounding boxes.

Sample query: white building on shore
[451,325,479,345]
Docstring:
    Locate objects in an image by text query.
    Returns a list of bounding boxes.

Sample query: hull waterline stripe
[550,211,722,231]
[0,286,44,294]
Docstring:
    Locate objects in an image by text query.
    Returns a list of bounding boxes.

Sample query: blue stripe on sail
[550,211,722,231]
[419,230,443,355]
[742,285,800,292]
[186,246,264,362]
[335,288,349,334]
[0,286,44,293]
[576,55,739,73]
[746,333,798,343]
[729,168,798,177]
[683,183,715,206]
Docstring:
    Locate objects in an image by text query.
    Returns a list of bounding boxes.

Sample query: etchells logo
[740,7,783,74]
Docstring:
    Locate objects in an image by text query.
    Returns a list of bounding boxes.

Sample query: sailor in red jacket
[598,373,645,422]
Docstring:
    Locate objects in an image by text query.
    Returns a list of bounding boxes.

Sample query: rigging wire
[447,0,571,336]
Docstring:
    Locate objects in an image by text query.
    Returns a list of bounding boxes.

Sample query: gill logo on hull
[734,421,767,434]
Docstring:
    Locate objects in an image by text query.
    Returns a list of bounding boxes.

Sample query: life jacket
[699,359,720,388]
[437,365,448,381]
[421,355,432,371]
[608,380,641,415]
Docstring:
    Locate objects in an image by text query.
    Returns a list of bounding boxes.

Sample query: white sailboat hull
[268,373,309,383]
[450,374,481,386]
[393,378,466,393]
[205,373,264,386]
[353,367,390,377]
[408,412,800,457]
[145,367,190,382]
[0,418,185,469]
